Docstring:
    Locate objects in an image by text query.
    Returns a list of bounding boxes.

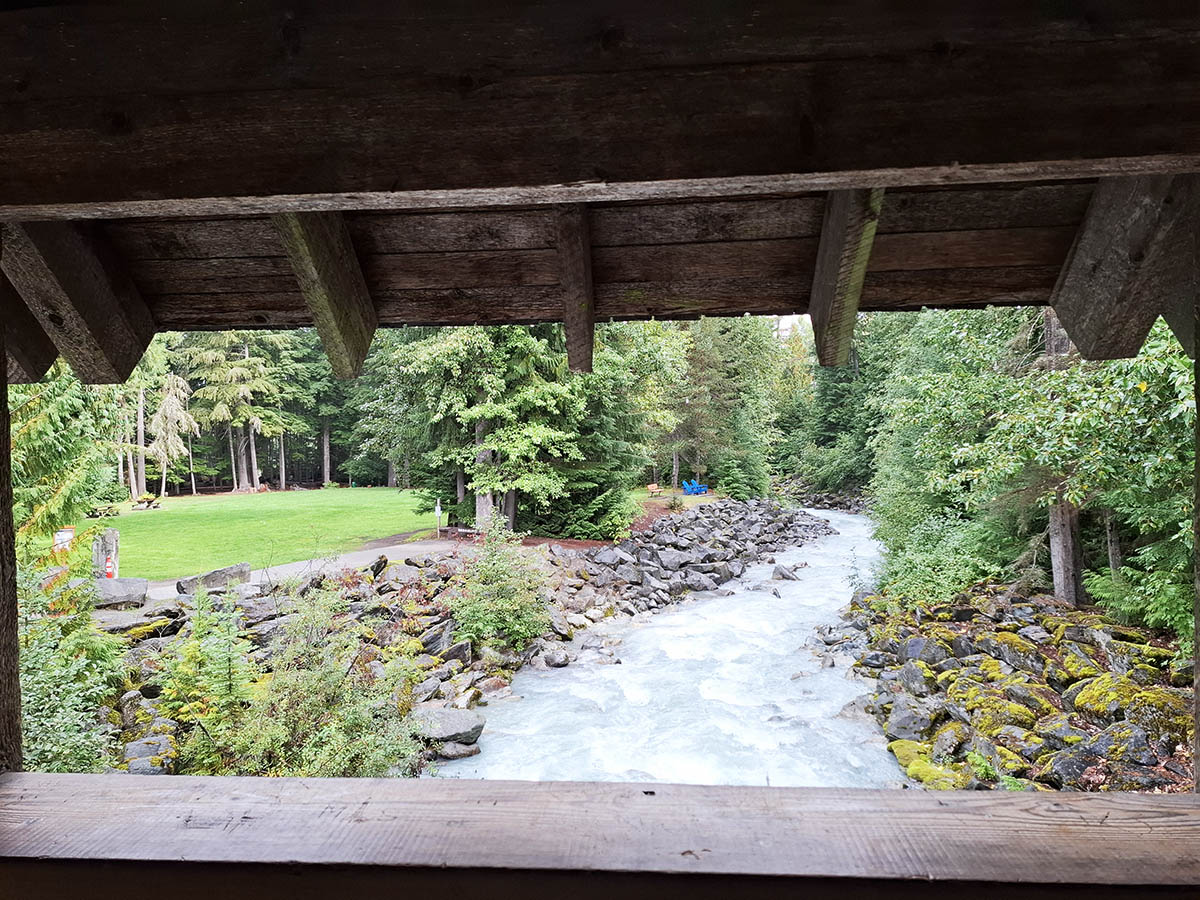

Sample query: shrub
[18,565,123,772]
[175,589,424,777]
[159,590,255,726]
[451,518,548,651]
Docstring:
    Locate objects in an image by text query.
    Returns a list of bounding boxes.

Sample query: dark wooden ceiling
[97,181,1089,331]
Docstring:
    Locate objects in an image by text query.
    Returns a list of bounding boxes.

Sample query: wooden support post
[2,274,57,384]
[0,314,21,772]
[1191,197,1199,793]
[809,188,884,367]
[272,212,377,379]
[555,205,595,374]
[1149,175,1200,359]
[1051,175,1192,360]
[1,222,153,384]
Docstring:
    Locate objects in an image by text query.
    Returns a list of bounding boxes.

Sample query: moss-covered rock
[966,694,1037,736]
[976,631,1043,674]
[931,720,971,761]
[1057,641,1104,683]
[905,756,972,790]
[1105,639,1173,675]
[1033,712,1092,750]
[1072,673,1192,746]
[886,739,929,768]
[992,724,1047,763]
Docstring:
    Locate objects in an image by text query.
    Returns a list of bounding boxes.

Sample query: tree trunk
[227,426,239,492]
[671,449,680,490]
[1191,272,1199,790]
[1043,309,1084,606]
[504,489,517,529]
[387,460,396,489]
[136,387,146,496]
[116,436,125,496]
[237,429,251,491]
[0,320,24,771]
[1049,488,1084,607]
[322,419,331,485]
[278,433,287,491]
[248,425,261,491]
[159,458,168,497]
[1103,508,1124,576]
[473,419,494,527]
[188,433,197,495]
[125,429,137,500]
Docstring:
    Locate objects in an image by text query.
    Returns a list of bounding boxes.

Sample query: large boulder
[411,707,486,745]
[95,577,149,609]
[177,562,251,594]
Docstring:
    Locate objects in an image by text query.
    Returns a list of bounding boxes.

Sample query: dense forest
[10,317,787,549]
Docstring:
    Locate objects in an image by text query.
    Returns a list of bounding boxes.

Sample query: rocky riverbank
[829,583,1194,791]
[101,499,837,774]
[772,474,867,514]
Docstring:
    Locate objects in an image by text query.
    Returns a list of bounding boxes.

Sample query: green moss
[967,695,1037,736]
[905,757,972,790]
[978,657,1008,682]
[1059,642,1103,681]
[124,618,172,641]
[887,739,930,768]
[1073,673,1192,743]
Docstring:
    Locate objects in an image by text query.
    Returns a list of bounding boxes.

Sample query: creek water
[438,510,905,787]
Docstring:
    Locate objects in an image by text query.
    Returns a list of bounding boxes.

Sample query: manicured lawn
[92,488,436,581]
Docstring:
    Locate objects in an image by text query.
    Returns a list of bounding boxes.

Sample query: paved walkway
[147,537,463,601]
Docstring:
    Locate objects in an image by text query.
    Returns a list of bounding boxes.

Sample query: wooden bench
[646,483,663,496]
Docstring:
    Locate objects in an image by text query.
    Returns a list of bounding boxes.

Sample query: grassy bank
[94,488,435,580]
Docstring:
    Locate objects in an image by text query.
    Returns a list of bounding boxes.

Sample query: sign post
[435,498,442,539]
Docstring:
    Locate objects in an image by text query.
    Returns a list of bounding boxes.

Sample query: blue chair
[683,479,709,495]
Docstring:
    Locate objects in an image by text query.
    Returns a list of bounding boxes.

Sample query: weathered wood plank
[3,5,1200,219]
[2,774,1200,897]
[104,186,1089,266]
[1148,176,1200,358]
[1050,176,1191,360]
[555,206,595,373]
[2,274,57,384]
[272,213,377,379]
[144,263,1061,330]
[0,323,19,773]
[810,189,884,366]
[0,222,154,384]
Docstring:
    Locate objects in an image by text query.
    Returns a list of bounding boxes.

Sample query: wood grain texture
[0,326,19,772]
[1147,176,1200,359]
[556,206,595,373]
[810,189,884,366]
[0,222,154,383]
[2,6,1200,218]
[1050,175,1188,360]
[2,273,57,384]
[271,213,377,379]
[2,774,1200,896]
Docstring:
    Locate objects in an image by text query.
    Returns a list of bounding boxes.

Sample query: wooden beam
[5,774,1200,897]
[2,273,57,384]
[1145,176,1200,358]
[809,189,884,366]
[2,6,1200,219]
[0,319,20,772]
[555,206,595,373]
[1049,176,1193,360]
[0,222,153,384]
[271,212,376,379]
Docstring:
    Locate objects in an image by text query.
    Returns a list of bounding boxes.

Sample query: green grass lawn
[93,488,436,581]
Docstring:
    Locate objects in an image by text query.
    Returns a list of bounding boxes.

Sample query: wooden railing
[2,773,1199,898]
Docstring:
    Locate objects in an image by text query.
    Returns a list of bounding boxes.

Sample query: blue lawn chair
[683,479,709,495]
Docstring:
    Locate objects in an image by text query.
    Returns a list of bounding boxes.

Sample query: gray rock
[542,647,569,668]
[655,548,694,571]
[771,564,799,581]
[412,676,441,703]
[141,598,185,620]
[883,695,943,741]
[441,640,472,665]
[566,613,590,629]
[437,741,482,760]
[614,562,642,584]
[897,660,935,697]
[419,619,456,655]
[95,577,149,609]
[411,707,486,744]
[177,562,251,594]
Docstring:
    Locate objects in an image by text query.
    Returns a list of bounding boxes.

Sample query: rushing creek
[438,510,905,787]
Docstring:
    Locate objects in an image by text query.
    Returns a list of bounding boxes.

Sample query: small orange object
[105,557,115,579]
